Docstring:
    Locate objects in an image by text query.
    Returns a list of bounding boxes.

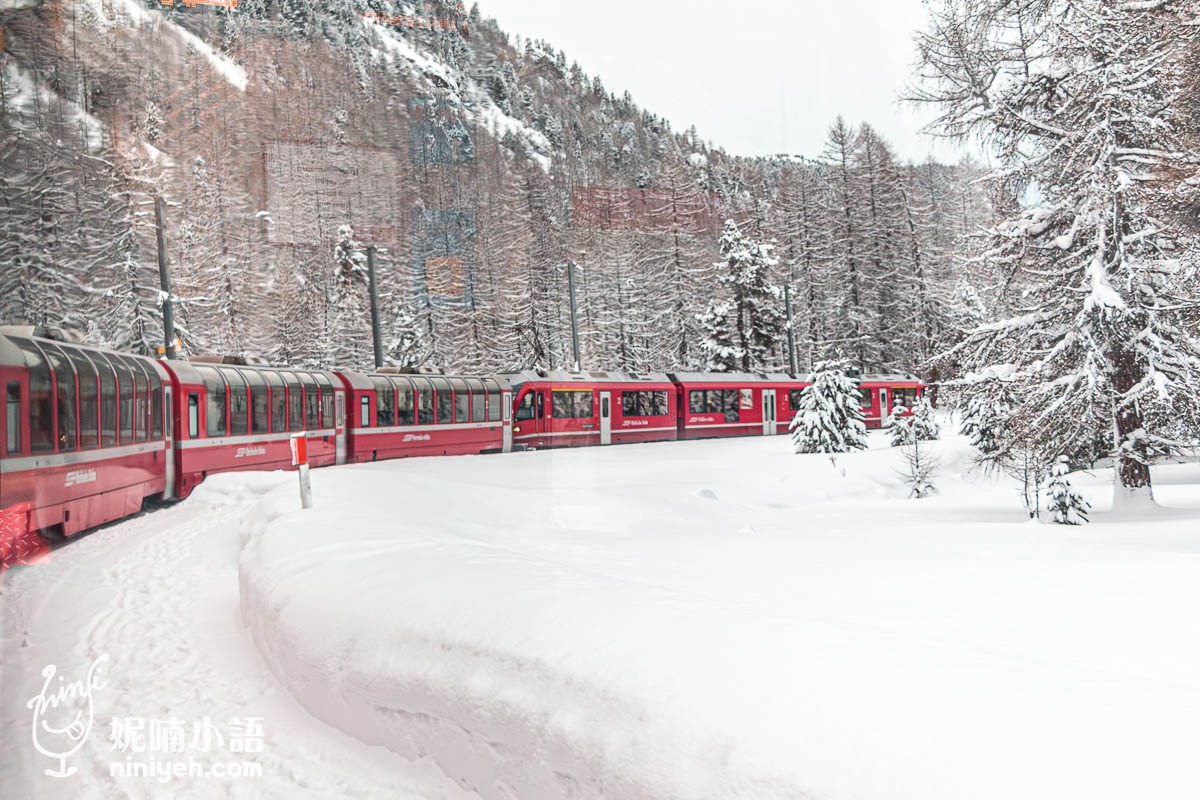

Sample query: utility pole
[566,260,582,371]
[154,196,176,359]
[784,284,797,375]
[366,245,384,370]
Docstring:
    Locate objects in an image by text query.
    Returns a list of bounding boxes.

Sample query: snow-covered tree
[884,404,915,448]
[789,359,869,456]
[960,388,1011,459]
[698,220,785,371]
[1045,456,1090,525]
[913,0,1200,508]
[899,436,939,499]
[911,393,940,441]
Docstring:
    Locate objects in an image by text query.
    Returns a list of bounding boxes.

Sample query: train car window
[654,390,669,416]
[451,379,470,423]
[739,389,754,410]
[467,379,486,423]
[372,377,394,426]
[5,382,20,455]
[536,391,545,419]
[622,391,636,417]
[220,368,249,436]
[147,367,163,440]
[41,344,78,453]
[188,394,199,438]
[301,374,320,429]
[392,377,416,425]
[432,378,452,424]
[316,374,335,428]
[109,356,134,444]
[13,339,55,453]
[263,370,285,432]
[723,389,740,423]
[788,389,804,409]
[64,349,99,450]
[515,391,536,421]
[859,388,873,409]
[358,395,369,427]
[280,372,302,431]
[95,352,118,447]
[689,390,704,415]
[412,377,434,425]
[552,390,592,419]
[703,390,722,415]
[241,369,268,434]
[123,357,150,443]
[483,379,502,422]
[196,366,227,438]
[893,387,919,408]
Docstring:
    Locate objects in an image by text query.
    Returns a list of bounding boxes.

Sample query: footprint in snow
[697,488,719,501]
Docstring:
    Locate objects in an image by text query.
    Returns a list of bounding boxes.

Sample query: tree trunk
[1111,343,1153,502]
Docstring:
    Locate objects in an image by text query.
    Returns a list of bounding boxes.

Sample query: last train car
[507,370,678,449]
[1,329,170,565]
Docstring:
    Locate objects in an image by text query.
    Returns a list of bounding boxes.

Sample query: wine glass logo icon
[26,654,109,778]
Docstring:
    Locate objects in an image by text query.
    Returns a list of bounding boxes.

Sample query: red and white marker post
[289,432,313,509]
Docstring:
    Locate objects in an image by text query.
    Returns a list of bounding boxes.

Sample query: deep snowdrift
[238,435,1200,800]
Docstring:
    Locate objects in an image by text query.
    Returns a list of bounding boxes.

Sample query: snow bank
[239,436,1200,800]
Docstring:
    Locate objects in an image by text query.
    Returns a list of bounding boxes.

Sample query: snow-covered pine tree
[911,393,940,441]
[960,388,1011,459]
[884,403,915,448]
[697,220,785,372]
[329,224,373,368]
[1046,456,1090,525]
[789,358,869,456]
[913,0,1200,508]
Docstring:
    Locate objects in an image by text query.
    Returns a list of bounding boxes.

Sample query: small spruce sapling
[1046,456,1090,526]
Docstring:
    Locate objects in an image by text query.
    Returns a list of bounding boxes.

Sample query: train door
[163,385,177,500]
[501,390,513,453]
[599,391,612,445]
[334,390,346,465]
[761,389,776,435]
[878,387,889,424]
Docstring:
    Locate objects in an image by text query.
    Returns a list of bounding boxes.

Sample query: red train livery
[1,329,925,574]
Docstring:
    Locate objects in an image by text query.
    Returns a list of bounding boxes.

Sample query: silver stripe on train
[1,441,166,474]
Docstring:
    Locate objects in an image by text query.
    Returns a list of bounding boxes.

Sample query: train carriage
[670,372,807,440]
[160,358,347,499]
[860,376,925,429]
[1,330,170,565]
[335,370,512,461]
[508,370,678,449]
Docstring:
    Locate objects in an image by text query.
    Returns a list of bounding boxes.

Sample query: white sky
[478,0,961,164]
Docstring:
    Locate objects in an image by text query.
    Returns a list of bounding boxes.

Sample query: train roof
[504,369,673,386]
[163,358,339,384]
[0,329,170,380]
[337,370,510,391]
[667,371,801,384]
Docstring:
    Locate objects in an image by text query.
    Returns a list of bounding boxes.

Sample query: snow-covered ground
[4,431,1200,798]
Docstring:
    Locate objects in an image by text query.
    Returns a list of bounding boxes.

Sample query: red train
[0,330,923,573]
